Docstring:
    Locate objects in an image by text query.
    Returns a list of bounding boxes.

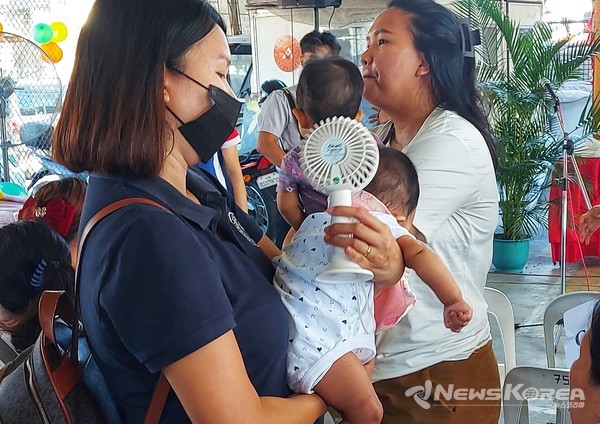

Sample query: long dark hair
[53,0,225,178]
[0,220,74,352]
[388,0,498,170]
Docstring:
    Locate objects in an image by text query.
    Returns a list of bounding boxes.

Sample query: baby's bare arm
[397,236,462,306]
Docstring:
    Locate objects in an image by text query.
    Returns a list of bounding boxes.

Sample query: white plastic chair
[484,287,517,382]
[502,366,571,424]
[543,291,600,368]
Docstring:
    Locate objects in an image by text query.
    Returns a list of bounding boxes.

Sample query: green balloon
[32,23,53,44]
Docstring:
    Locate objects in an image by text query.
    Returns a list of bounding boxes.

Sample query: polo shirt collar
[91,173,219,231]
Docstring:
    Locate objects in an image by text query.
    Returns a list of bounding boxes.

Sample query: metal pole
[570,155,593,210]
[557,121,591,294]
[314,7,319,30]
[227,0,242,35]
[594,0,600,109]
[0,98,9,182]
[560,142,569,294]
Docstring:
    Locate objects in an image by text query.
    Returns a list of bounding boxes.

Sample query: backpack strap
[74,197,172,424]
[144,374,171,424]
[0,338,16,364]
[280,88,296,110]
[0,344,31,382]
[279,88,302,137]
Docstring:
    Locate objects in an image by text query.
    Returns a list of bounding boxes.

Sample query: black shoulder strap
[383,122,395,146]
[0,344,32,382]
[279,88,302,136]
[281,88,296,110]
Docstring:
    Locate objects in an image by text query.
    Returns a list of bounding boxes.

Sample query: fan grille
[299,117,379,193]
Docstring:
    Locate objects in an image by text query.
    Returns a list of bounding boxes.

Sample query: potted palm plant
[454,0,600,272]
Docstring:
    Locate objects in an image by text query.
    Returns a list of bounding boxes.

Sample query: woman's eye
[378,39,387,46]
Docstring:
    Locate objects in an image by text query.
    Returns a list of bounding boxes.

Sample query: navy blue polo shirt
[78,169,291,423]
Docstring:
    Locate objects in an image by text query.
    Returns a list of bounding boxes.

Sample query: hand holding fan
[299,117,379,284]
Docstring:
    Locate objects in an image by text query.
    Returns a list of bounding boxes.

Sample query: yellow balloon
[41,42,63,63]
[50,22,67,42]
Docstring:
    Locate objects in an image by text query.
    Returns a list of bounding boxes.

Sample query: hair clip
[459,20,481,58]
[30,258,48,289]
[34,206,47,218]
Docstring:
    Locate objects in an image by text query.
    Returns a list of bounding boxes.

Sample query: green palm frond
[454,0,600,240]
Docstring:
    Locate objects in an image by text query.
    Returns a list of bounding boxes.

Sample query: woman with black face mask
[51,0,399,421]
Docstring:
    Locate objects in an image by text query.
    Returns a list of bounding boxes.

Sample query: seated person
[571,300,600,424]
[274,146,472,424]
[0,220,74,352]
[18,177,87,266]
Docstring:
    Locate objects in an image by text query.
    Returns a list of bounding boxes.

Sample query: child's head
[18,177,87,263]
[299,30,341,64]
[365,148,419,228]
[0,220,74,352]
[294,56,364,130]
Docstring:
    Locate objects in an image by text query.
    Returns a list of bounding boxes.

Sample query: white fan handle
[328,189,353,259]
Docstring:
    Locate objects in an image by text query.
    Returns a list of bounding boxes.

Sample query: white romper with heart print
[273,210,408,394]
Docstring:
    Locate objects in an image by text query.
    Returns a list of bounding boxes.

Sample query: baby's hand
[443,298,472,332]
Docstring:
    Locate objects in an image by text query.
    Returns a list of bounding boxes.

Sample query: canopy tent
[245,0,391,28]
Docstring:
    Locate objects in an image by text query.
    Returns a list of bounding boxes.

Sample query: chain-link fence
[0,0,248,191]
[0,0,73,190]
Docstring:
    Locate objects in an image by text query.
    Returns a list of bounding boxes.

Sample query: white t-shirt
[257,85,301,153]
[372,107,499,381]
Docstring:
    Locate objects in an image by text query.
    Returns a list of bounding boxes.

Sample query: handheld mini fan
[299,116,379,284]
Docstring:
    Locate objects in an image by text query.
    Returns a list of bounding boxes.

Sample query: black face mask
[167,68,242,163]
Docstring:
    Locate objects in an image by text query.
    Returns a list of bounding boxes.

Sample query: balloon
[50,22,67,42]
[32,23,53,44]
[41,42,63,63]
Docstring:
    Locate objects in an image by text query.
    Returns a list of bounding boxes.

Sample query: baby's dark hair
[295,56,363,124]
[365,148,419,215]
[0,220,74,352]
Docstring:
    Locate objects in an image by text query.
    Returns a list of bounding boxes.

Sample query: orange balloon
[41,42,63,63]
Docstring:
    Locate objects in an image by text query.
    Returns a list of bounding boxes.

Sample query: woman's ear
[416,55,430,77]
[292,108,313,130]
[163,66,174,104]
[394,215,408,226]
[355,109,364,122]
